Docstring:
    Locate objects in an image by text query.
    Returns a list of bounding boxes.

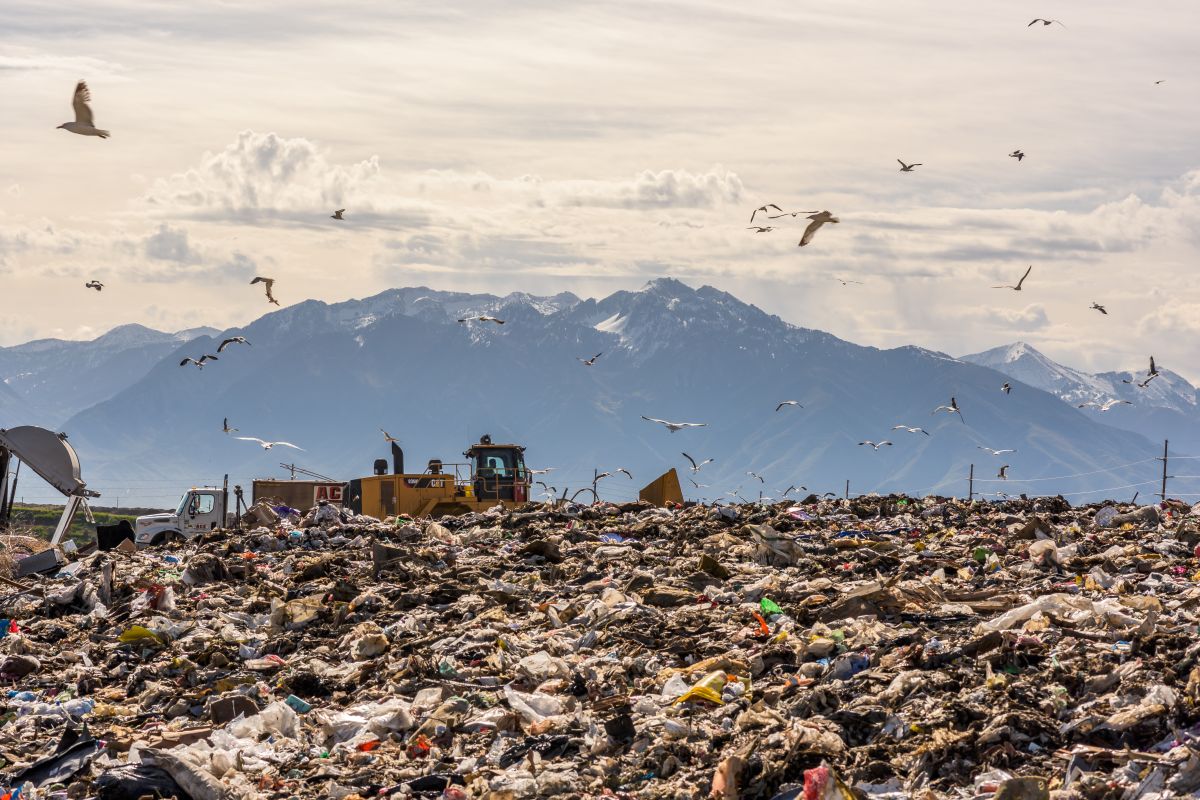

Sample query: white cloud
[144,131,385,216]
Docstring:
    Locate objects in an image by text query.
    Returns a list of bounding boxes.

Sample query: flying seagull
[1155,80,1166,85]
[380,428,399,443]
[250,277,279,306]
[977,446,1016,456]
[1078,399,1132,411]
[1125,373,1159,388]
[578,353,603,366]
[179,354,218,369]
[58,81,110,139]
[775,400,802,412]
[682,452,714,472]
[747,226,775,233]
[641,416,707,433]
[832,277,863,286]
[750,204,783,223]
[858,440,893,450]
[799,211,839,247]
[529,467,555,475]
[891,425,930,436]
[84,280,103,292]
[1149,356,1159,376]
[1002,383,1012,394]
[1009,150,1025,161]
[616,468,633,479]
[993,265,1032,291]
[767,210,820,219]
[997,465,1010,480]
[331,209,345,220]
[932,396,964,422]
[782,485,806,497]
[1028,18,1065,27]
[458,316,505,325]
[216,336,250,352]
[746,471,765,484]
[1090,302,1107,315]
[235,436,303,451]
[222,418,238,434]
[897,159,923,172]
[689,478,710,489]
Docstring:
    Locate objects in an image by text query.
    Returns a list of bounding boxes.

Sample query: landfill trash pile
[4,494,1200,799]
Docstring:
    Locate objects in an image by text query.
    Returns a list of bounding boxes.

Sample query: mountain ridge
[12,280,1188,508]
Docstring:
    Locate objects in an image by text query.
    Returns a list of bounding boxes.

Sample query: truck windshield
[175,493,191,516]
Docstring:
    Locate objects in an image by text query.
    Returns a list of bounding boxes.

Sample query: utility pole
[968,464,975,502]
[844,479,849,500]
[1160,439,1169,503]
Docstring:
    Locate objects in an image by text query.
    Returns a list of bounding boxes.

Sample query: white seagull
[1077,399,1132,412]
[993,265,1032,291]
[458,315,505,325]
[58,81,110,139]
[746,471,765,483]
[891,425,930,436]
[750,204,782,223]
[380,428,400,443]
[85,280,104,292]
[180,354,218,369]
[1002,383,1012,395]
[897,159,923,172]
[775,400,802,412]
[216,336,250,352]
[682,452,714,472]
[859,440,893,450]
[250,277,280,306]
[977,446,1016,456]
[799,211,839,247]
[222,417,238,434]
[932,396,964,422]
[578,353,603,366]
[641,416,707,433]
[235,437,304,451]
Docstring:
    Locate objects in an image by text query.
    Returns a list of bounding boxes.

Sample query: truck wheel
[150,531,183,546]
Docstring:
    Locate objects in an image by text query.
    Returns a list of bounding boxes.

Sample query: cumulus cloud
[144,224,195,263]
[551,169,743,209]
[144,131,386,217]
[410,167,742,210]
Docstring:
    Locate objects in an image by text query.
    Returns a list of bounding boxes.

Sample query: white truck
[135,484,231,547]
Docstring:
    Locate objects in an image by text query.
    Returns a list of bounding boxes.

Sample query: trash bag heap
[3,493,1200,799]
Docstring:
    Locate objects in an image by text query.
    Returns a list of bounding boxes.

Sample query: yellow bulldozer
[349,434,533,519]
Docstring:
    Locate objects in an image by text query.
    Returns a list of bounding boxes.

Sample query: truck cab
[135,487,226,546]
[466,437,529,503]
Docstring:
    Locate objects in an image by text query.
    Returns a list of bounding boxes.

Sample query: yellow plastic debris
[117,625,163,646]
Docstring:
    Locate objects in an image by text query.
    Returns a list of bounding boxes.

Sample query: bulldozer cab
[467,437,528,503]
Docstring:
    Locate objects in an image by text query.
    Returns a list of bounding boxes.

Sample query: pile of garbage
[3,493,1200,799]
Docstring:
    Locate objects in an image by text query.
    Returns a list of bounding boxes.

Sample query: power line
[1058,480,1158,497]
[973,457,1160,484]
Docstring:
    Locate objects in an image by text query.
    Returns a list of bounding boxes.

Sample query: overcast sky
[3,1,1200,378]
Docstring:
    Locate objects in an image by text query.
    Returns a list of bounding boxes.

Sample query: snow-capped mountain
[961,342,1200,452]
[26,279,1193,508]
[0,323,218,427]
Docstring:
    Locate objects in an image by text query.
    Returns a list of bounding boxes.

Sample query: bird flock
[51,15,1172,491]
